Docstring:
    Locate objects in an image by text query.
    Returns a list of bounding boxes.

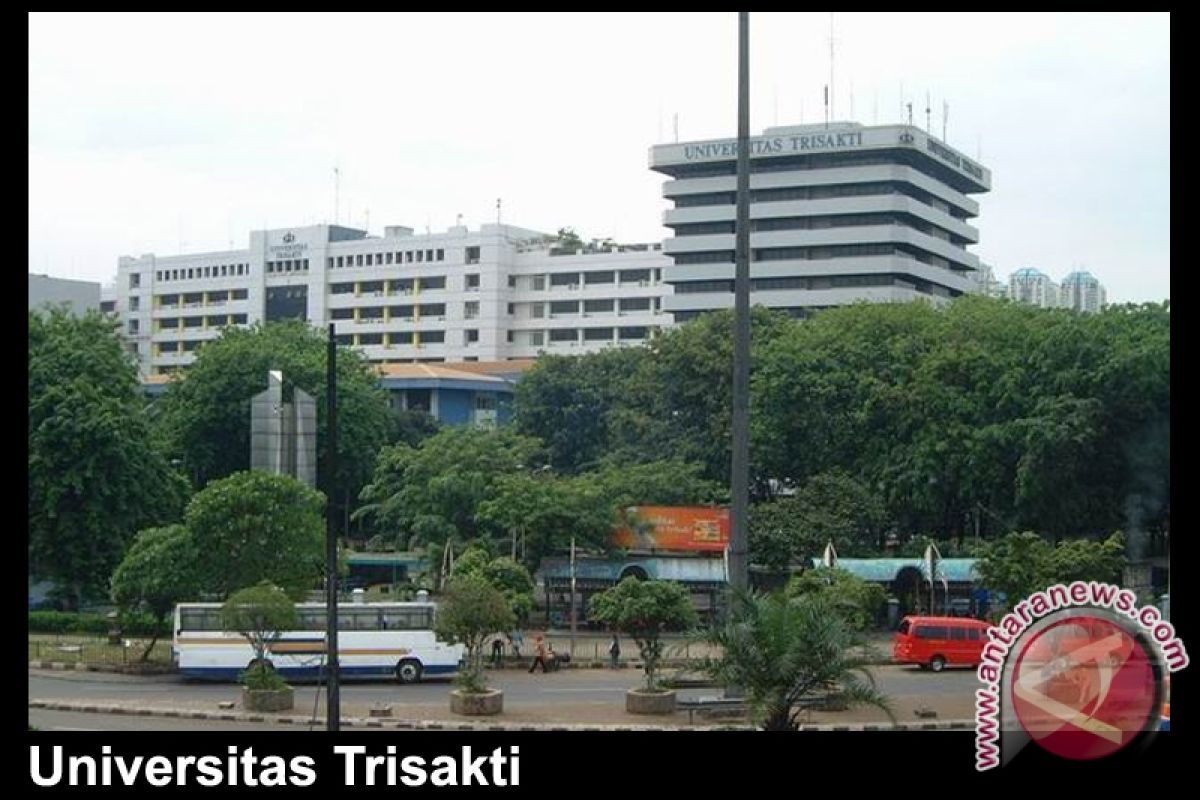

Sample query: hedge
[28,611,171,638]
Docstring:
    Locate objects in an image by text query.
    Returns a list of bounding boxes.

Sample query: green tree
[608,307,793,490]
[785,568,887,631]
[186,471,325,598]
[750,470,889,570]
[1051,532,1127,586]
[749,497,817,572]
[220,582,298,691]
[476,471,614,571]
[513,348,645,474]
[110,524,203,661]
[434,575,515,693]
[588,577,697,692]
[587,459,725,508]
[357,426,544,551]
[29,308,189,609]
[452,544,536,623]
[553,227,585,253]
[390,409,440,448]
[974,531,1056,603]
[701,592,892,730]
[155,320,392,528]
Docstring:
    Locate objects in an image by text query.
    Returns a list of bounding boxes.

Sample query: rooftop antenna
[496,198,502,225]
[673,113,679,143]
[907,102,913,126]
[456,213,463,227]
[943,101,948,141]
[334,165,340,225]
[977,134,982,161]
[364,208,370,233]
[799,98,804,124]
[829,12,835,121]
[899,81,905,123]
[824,85,829,127]
[925,92,931,134]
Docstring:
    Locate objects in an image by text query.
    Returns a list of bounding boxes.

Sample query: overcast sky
[29,12,1169,302]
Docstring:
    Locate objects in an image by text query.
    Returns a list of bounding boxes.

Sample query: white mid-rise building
[111,223,673,376]
[1059,270,1107,313]
[28,274,101,315]
[648,121,991,321]
[1008,268,1059,309]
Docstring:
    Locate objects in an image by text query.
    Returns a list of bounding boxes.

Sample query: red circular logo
[1012,615,1159,760]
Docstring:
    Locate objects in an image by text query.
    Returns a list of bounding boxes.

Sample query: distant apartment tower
[1059,270,1107,313]
[1008,268,1059,309]
[648,121,991,321]
[971,263,1006,299]
[28,274,101,315]
[110,223,673,376]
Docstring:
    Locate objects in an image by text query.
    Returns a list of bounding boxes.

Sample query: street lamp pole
[325,324,340,732]
[570,536,577,658]
[729,11,751,596]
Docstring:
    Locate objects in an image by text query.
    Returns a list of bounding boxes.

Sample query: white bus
[172,601,464,683]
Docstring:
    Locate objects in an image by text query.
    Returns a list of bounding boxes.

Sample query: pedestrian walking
[491,636,505,668]
[510,630,523,659]
[608,634,621,669]
[528,634,548,673]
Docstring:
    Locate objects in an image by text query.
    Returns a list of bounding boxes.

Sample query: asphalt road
[30,664,977,708]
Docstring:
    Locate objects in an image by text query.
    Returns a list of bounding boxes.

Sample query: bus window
[297,610,326,631]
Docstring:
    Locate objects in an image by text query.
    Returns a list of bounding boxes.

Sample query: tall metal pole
[325,324,340,732]
[729,12,751,596]
[570,537,577,657]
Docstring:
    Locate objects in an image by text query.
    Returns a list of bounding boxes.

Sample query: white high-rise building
[1008,268,1059,309]
[971,263,1006,299]
[111,223,673,376]
[648,121,990,321]
[1059,270,1107,313]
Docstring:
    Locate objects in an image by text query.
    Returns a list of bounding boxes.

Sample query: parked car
[893,615,990,672]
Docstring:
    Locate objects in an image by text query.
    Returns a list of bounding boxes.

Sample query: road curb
[29,699,972,732]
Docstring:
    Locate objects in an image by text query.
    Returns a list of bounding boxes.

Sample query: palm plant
[701,591,893,731]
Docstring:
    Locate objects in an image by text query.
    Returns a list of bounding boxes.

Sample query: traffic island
[450,689,504,716]
[626,689,676,715]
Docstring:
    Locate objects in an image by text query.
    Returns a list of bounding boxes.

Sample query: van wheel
[929,656,946,673]
[396,659,423,684]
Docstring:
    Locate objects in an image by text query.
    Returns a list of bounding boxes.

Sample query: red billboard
[611,506,730,553]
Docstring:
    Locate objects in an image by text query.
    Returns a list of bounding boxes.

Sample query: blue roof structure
[810,557,979,583]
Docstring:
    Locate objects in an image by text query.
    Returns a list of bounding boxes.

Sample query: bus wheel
[929,656,946,673]
[396,659,423,685]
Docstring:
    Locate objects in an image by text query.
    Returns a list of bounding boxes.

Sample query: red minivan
[893,616,990,672]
